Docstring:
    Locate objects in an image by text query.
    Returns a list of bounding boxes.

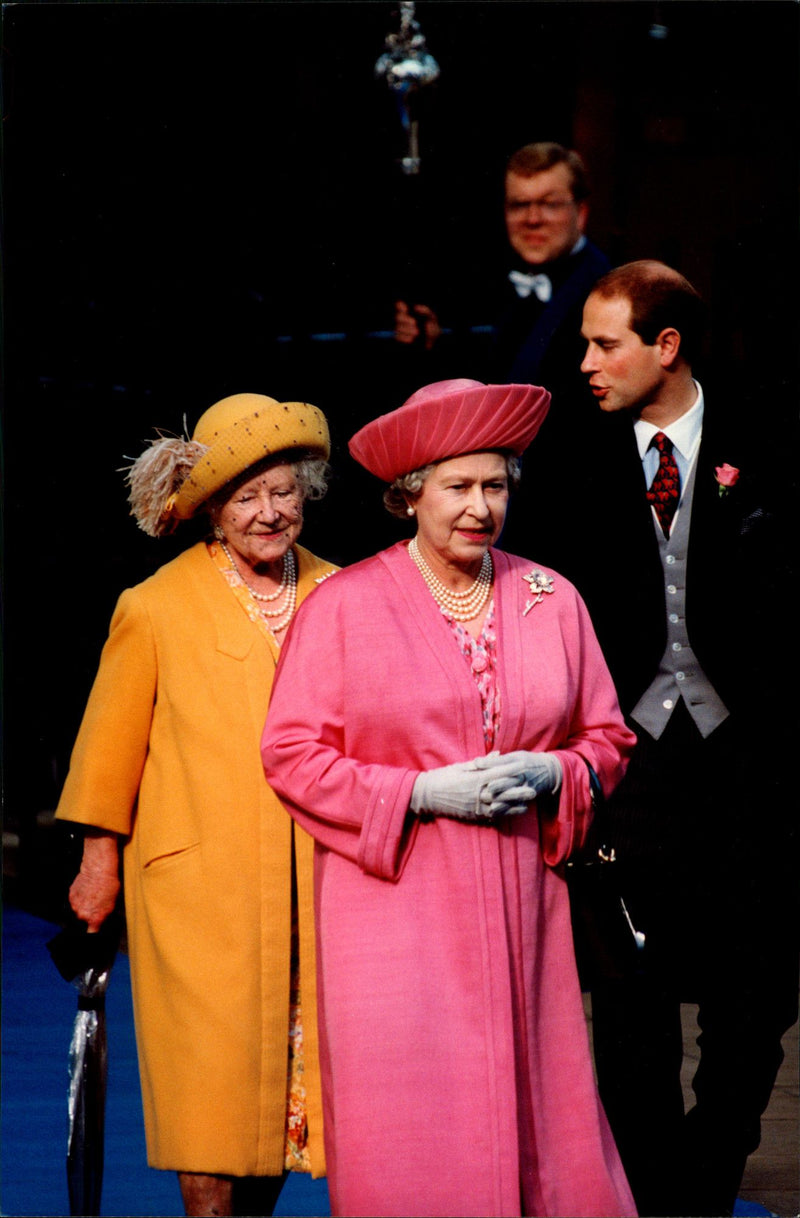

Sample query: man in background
[394,141,611,561]
[395,140,608,388]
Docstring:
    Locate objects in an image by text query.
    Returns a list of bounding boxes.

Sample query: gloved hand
[410,755,540,821]
[474,749,563,797]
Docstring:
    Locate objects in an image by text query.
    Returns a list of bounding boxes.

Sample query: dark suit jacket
[565,394,799,980]
[389,240,609,439]
[570,399,796,732]
[489,239,610,392]
[493,241,612,562]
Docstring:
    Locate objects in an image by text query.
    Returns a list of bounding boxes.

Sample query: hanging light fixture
[375,1,440,174]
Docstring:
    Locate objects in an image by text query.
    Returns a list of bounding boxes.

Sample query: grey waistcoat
[631,459,729,740]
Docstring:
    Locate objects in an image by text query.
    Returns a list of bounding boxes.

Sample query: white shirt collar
[634,380,704,464]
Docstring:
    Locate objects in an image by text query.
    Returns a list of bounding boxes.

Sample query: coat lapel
[492,549,532,752]
[187,541,337,666]
[685,402,747,564]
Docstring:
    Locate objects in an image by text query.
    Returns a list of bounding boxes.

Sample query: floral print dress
[446,603,501,750]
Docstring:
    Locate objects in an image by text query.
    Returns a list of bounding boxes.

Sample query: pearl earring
[213,524,225,541]
[406,506,415,517]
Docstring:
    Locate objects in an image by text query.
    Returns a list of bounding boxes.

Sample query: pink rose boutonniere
[714,463,740,498]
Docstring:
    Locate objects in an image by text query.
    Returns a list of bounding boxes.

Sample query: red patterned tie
[646,432,680,538]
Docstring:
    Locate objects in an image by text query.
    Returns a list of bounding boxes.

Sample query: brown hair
[505,142,590,202]
[590,260,706,365]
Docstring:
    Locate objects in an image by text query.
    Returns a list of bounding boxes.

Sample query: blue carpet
[2,905,777,1218]
[1,904,330,1217]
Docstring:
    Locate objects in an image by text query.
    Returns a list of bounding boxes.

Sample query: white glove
[410,755,540,822]
[474,749,562,797]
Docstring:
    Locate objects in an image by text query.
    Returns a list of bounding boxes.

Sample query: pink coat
[262,542,637,1218]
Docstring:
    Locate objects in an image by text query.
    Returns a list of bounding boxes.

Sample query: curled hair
[383,455,522,519]
[383,464,436,518]
[590,260,706,365]
[506,141,590,202]
[293,456,331,501]
[207,451,331,521]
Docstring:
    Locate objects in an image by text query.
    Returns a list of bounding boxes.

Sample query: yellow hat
[125,392,331,536]
[172,393,330,519]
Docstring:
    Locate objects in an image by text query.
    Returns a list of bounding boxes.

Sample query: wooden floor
[583,994,800,1217]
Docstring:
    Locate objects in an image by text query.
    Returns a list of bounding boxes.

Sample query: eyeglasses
[505,197,577,218]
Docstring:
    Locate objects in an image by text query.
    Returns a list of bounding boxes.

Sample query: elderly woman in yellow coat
[55,393,336,1217]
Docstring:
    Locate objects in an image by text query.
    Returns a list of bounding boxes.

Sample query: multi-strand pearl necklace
[220,541,297,633]
[408,536,493,622]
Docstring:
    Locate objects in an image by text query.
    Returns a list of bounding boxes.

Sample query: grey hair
[207,452,331,523]
[383,454,522,519]
[292,456,331,501]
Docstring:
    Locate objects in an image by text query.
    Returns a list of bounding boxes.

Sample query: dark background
[2,0,799,912]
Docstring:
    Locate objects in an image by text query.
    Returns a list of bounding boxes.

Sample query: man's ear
[657,327,682,368]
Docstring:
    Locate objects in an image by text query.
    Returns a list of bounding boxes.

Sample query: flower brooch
[714,463,740,498]
[522,569,555,616]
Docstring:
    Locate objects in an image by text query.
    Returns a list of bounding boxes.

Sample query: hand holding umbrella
[48,832,122,1217]
[68,832,121,932]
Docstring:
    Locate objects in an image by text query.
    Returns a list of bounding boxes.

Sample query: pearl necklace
[408,536,493,621]
[220,542,297,632]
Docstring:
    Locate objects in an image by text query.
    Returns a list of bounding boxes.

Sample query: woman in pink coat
[261,379,637,1218]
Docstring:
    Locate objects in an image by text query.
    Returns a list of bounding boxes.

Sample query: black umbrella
[48,914,122,1217]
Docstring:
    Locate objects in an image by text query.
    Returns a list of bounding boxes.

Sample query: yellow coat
[56,541,335,1176]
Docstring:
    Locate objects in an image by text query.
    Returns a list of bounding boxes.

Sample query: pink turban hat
[348,379,551,481]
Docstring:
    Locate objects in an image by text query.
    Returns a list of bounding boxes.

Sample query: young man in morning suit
[571,260,799,1217]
